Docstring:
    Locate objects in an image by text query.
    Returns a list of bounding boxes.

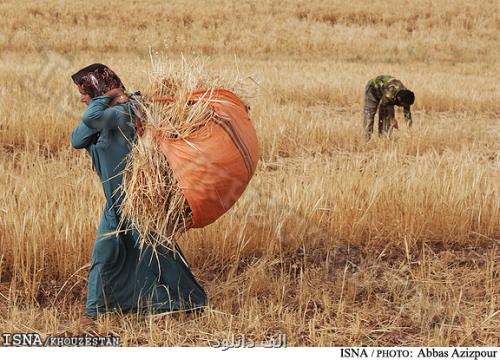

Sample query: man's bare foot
[80,315,96,327]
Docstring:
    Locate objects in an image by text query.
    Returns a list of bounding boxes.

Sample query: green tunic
[71,96,208,318]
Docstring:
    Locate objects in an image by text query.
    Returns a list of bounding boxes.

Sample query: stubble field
[0,0,499,346]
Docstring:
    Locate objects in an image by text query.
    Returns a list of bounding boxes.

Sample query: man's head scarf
[71,64,125,99]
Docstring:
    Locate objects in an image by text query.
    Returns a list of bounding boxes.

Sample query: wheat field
[0,0,499,346]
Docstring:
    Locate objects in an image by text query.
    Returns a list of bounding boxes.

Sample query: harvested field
[0,0,498,346]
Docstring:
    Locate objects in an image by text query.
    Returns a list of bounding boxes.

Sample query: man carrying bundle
[363,75,415,140]
[70,64,208,325]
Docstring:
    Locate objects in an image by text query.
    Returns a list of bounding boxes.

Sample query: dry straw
[119,57,250,251]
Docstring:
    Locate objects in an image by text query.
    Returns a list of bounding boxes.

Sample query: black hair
[396,89,415,106]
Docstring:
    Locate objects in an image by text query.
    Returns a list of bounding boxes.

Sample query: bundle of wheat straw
[119,58,248,250]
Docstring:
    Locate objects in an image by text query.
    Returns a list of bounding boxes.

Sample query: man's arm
[71,121,100,149]
[81,96,119,131]
[403,106,412,127]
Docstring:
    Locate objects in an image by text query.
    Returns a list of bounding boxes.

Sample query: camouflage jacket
[368,75,412,123]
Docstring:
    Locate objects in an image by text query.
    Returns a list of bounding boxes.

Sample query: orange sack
[151,88,259,229]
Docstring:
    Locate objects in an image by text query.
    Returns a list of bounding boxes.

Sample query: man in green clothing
[363,75,415,140]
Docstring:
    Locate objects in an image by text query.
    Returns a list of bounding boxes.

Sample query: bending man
[363,75,415,140]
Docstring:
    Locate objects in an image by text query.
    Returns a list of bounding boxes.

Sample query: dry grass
[119,130,190,248]
[0,0,498,346]
[120,58,247,248]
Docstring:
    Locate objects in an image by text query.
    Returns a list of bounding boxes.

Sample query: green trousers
[363,83,395,140]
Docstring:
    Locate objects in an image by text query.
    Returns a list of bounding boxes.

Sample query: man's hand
[391,117,399,130]
[104,88,124,98]
[105,88,129,106]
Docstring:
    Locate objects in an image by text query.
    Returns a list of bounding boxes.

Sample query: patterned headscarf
[71,63,125,99]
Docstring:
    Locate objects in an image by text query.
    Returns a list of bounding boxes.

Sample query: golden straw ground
[0,0,498,346]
